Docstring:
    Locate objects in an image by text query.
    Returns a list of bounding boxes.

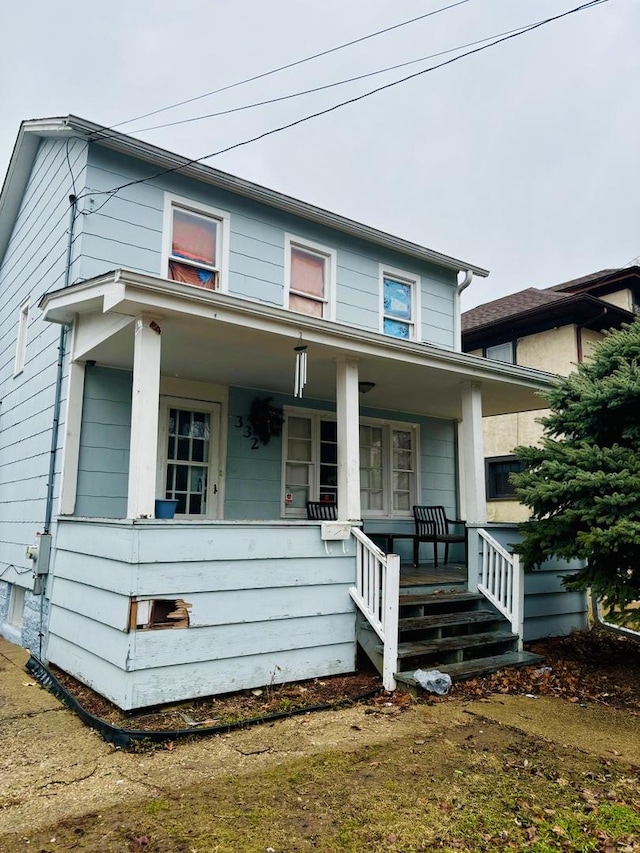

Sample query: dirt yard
[1,631,638,852]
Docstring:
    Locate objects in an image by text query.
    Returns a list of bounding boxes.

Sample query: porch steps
[356,589,544,692]
[394,650,544,693]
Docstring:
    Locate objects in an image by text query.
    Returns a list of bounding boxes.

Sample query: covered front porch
[39,269,554,708]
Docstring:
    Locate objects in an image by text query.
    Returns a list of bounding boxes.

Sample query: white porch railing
[478,528,524,650]
[349,527,400,691]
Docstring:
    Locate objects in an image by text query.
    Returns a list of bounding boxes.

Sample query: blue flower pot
[154,499,178,519]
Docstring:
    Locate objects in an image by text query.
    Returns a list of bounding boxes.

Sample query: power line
[131,20,540,135]
[107,0,472,132]
[79,0,609,216]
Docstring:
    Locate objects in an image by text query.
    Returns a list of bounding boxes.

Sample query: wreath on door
[248,396,284,446]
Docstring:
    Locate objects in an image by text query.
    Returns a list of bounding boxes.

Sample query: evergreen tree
[512,318,640,615]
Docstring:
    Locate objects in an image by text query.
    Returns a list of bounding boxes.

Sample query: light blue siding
[75,366,132,518]
[0,137,87,643]
[80,145,457,347]
[47,519,357,709]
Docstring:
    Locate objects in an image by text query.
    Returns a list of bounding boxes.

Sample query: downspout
[577,306,608,363]
[453,269,474,352]
[38,194,76,657]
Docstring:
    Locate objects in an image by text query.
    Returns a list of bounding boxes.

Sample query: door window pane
[164,407,211,515]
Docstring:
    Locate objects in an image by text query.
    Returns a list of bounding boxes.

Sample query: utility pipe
[453,269,474,352]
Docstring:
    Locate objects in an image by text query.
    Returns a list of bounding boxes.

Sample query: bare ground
[0,630,638,852]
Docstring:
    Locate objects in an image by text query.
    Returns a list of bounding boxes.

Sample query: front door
[157,397,221,518]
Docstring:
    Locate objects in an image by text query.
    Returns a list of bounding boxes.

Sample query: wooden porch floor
[399,562,467,587]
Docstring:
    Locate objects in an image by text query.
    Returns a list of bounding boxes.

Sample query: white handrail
[350,527,400,691]
[477,528,524,650]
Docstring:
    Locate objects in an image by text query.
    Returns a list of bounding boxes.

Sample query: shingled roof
[462,288,568,332]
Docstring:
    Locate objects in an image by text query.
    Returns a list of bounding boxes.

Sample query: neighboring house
[1,116,572,710]
[462,267,639,522]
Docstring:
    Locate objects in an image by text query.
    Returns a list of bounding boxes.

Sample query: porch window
[285,235,335,319]
[381,267,419,340]
[163,194,230,291]
[486,456,524,499]
[282,409,417,517]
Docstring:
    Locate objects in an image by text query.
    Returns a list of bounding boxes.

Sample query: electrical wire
[105,0,472,133]
[131,19,541,135]
[78,0,609,217]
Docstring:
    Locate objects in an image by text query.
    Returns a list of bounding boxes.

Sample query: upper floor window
[163,194,229,292]
[484,341,515,363]
[13,301,29,376]
[380,267,419,340]
[285,235,335,319]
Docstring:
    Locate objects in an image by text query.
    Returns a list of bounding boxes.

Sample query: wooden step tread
[399,592,483,606]
[398,610,500,631]
[395,651,545,685]
[392,631,516,658]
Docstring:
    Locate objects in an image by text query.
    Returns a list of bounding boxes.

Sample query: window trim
[379,265,421,341]
[284,233,336,320]
[485,455,524,500]
[281,406,420,518]
[161,193,230,293]
[13,300,29,376]
[156,396,222,519]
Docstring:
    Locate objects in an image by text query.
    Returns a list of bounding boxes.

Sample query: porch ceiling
[42,270,555,420]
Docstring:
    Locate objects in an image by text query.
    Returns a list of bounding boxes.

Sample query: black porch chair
[412,505,467,567]
[306,501,338,520]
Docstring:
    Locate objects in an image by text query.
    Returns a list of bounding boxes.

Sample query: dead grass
[2,717,638,852]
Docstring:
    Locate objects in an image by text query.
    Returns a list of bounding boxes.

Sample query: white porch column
[460,382,486,525]
[58,360,85,516]
[335,357,360,522]
[127,316,162,518]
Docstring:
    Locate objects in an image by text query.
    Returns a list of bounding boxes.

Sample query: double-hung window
[163,194,229,291]
[380,267,419,340]
[282,409,417,517]
[285,235,335,319]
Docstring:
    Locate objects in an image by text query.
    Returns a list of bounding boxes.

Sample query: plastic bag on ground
[413,668,452,695]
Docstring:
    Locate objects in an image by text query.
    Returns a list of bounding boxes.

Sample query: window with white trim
[381,268,419,340]
[285,235,335,319]
[13,301,29,376]
[282,409,417,517]
[163,195,229,291]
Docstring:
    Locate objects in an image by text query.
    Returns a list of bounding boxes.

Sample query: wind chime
[293,336,308,398]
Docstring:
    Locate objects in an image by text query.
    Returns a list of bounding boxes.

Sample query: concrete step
[398,610,499,632]
[395,650,545,689]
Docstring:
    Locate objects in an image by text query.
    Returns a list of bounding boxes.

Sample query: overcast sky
[0,0,638,308]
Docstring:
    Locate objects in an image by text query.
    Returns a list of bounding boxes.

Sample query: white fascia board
[22,116,489,279]
[40,268,554,393]
[0,127,41,265]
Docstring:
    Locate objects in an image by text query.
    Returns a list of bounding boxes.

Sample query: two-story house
[0,116,568,710]
[462,267,639,522]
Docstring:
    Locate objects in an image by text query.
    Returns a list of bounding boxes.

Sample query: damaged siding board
[184,585,351,627]
[129,643,355,710]
[131,611,354,669]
